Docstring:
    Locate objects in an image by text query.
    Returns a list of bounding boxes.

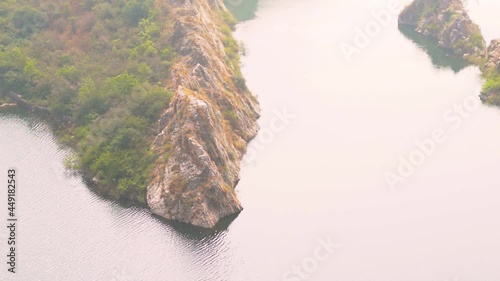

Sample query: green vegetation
[417,0,440,24]
[483,73,500,93]
[0,0,177,204]
[451,25,485,59]
[403,0,486,61]
[218,10,248,92]
[480,69,500,105]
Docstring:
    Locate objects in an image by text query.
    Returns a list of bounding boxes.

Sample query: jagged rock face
[399,0,486,60]
[147,0,260,228]
[480,40,500,104]
[486,39,500,70]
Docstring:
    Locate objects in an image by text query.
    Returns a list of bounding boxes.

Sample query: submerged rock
[398,0,486,61]
[147,0,260,228]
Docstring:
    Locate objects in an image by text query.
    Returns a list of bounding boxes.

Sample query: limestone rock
[147,0,260,228]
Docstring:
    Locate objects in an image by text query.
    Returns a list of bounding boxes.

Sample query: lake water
[1,0,500,280]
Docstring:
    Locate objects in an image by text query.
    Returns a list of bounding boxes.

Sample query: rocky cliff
[486,39,500,70]
[398,0,487,61]
[147,0,260,228]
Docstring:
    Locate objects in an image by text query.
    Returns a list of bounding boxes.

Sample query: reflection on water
[154,213,239,241]
[224,0,259,21]
[398,24,471,73]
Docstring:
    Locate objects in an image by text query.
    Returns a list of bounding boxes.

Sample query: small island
[399,0,500,105]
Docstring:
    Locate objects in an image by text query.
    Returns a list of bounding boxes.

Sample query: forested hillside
[0,0,177,204]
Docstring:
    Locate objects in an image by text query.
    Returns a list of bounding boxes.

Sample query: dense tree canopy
[0,0,176,204]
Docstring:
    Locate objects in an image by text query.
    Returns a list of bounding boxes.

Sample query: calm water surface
[1,0,500,280]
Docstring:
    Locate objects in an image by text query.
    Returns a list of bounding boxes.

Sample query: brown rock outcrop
[147,0,260,228]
